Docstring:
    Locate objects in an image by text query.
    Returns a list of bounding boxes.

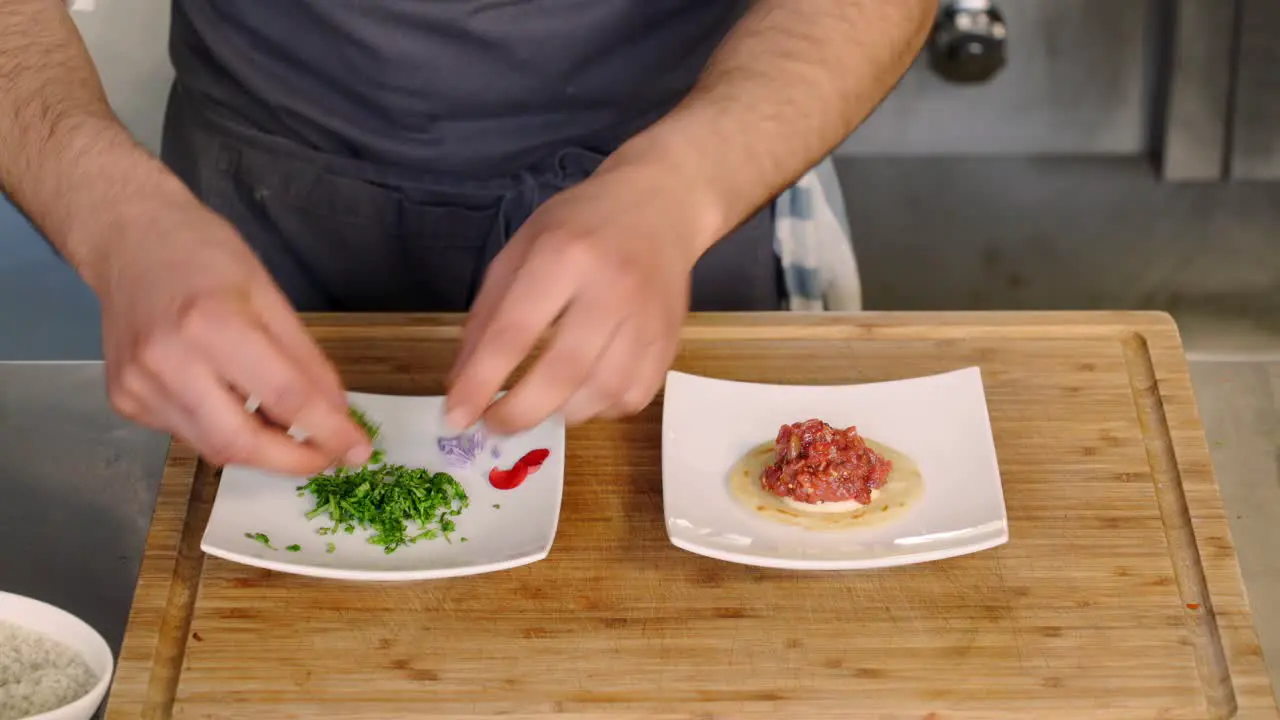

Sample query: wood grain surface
[104,312,1279,719]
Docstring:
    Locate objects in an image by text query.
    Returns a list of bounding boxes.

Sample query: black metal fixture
[928,0,1007,84]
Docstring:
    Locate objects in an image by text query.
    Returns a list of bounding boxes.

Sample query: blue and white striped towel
[773,157,863,312]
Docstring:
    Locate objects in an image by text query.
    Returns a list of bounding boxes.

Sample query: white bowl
[0,591,114,720]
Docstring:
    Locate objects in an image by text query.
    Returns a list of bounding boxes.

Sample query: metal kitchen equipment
[842,0,1278,184]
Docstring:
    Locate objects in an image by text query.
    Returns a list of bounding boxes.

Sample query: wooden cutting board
[105,312,1278,719]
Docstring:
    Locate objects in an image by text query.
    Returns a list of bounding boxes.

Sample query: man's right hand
[0,0,367,474]
[81,191,372,475]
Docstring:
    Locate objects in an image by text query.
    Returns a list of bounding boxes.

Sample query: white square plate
[661,367,1007,570]
[201,391,565,581]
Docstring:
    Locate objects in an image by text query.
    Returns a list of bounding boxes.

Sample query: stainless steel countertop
[0,362,169,665]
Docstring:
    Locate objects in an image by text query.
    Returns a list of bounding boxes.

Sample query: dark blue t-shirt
[169,0,748,178]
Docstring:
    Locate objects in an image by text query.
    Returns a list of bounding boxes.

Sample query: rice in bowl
[0,620,99,720]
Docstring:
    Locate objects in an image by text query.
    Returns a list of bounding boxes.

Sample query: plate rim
[664,365,985,392]
[198,540,552,582]
[666,523,1009,571]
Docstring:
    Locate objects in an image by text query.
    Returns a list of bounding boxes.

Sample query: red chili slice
[488,448,551,490]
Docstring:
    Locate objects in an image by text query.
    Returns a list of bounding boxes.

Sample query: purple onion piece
[437,427,489,468]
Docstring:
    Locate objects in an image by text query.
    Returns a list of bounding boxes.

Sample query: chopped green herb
[348,405,386,465]
[285,544,301,552]
[348,405,381,441]
[492,504,501,510]
[297,463,469,554]
[245,532,275,550]
[325,542,336,554]
[294,407,470,554]
[460,537,468,543]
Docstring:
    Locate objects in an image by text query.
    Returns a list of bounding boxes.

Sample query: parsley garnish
[348,405,380,439]
[349,405,386,465]
[298,463,469,554]
[249,406,470,556]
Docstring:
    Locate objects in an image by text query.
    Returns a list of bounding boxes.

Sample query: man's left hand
[444,155,718,435]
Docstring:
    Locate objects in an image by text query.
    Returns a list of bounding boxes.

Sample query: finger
[563,323,667,424]
[560,382,610,427]
[106,362,173,433]
[254,291,372,463]
[183,301,370,466]
[599,341,670,420]
[481,296,623,434]
[147,345,339,474]
[445,244,580,430]
[447,243,527,388]
[120,365,249,452]
[212,336,369,466]
[255,287,351,411]
[559,324,636,425]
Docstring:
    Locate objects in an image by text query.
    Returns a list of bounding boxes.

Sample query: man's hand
[444,0,931,435]
[0,0,369,472]
[85,190,372,474]
[444,155,717,434]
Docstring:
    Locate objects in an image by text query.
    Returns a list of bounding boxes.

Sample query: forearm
[0,0,184,278]
[611,0,934,255]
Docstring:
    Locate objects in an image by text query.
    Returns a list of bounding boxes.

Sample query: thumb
[254,285,350,412]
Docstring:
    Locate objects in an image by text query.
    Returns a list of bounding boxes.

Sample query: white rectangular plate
[201,391,565,581]
[661,367,1007,570]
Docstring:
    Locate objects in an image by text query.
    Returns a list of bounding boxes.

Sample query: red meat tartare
[761,419,893,508]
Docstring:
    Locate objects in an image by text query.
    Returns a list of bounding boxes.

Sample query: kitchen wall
[840,0,1157,156]
[70,0,173,154]
[0,1,172,360]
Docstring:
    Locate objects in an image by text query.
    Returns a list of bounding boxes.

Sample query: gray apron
[161,0,782,312]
